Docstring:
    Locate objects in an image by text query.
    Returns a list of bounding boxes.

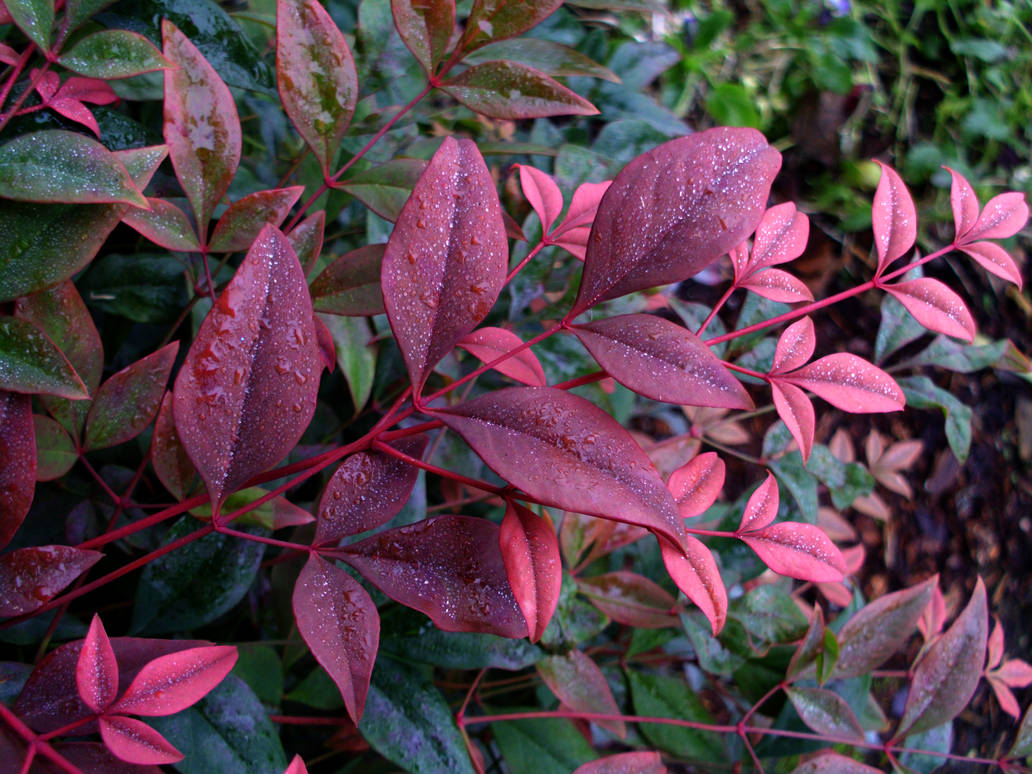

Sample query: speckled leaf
[517,164,564,233]
[33,414,75,481]
[871,161,916,275]
[740,268,813,302]
[667,452,724,518]
[465,39,620,82]
[770,317,816,374]
[787,604,826,680]
[458,0,562,54]
[786,686,864,742]
[391,0,454,76]
[441,60,598,119]
[338,159,428,223]
[209,187,304,252]
[946,167,979,241]
[173,225,319,509]
[122,198,201,251]
[572,128,780,315]
[0,545,102,617]
[111,645,237,717]
[277,0,357,175]
[0,392,34,548]
[660,535,726,635]
[746,203,809,272]
[58,30,171,79]
[150,393,197,500]
[99,715,183,765]
[783,353,904,413]
[573,752,666,774]
[311,245,386,316]
[456,327,547,386]
[76,615,118,713]
[958,241,1023,287]
[897,577,988,738]
[433,386,685,548]
[577,571,676,628]
[770,380,815,463]
[792,751,883,774]
[336,515,527,638]
[737,471,779,533]
[500,502,561,642]
[742,523,845,582]
[0,317,89,400]
[572,313,751,408]
[4,0,53,51]
[963,191,1029,242]
[163,20,242,237]
[381,137,507,392]
[884,278,976,342]
[538,650,625,737]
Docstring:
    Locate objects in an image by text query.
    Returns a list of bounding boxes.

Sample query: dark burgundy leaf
[577,571,676,628]
[440,60,598,119]
[54,742,165,774]
[121,197,201,251]
[99,715,183,765]
[76,614,119,713]
[499,501,561,642]
[0,545,102,617]
[871,161,916,276]
[109,645,237,716]
[310,245,386,317]
[391,0,454,76]
[289,211,326,274]
[456,327,547,386]
[666,452,724,518]
[572,128,780,315]
[150,393,197,500]
[660,535,727,635]
[783,353,904,413]
[573,752,666,774]
[208,186,304,252]
[458,0,562,54]
[537,650,625,737]
[786,686,864,742]
[0,391,35,549]
[380,137,507,393]
[314,313,336,372]
[741,523,846,583]
[884,278,976,342]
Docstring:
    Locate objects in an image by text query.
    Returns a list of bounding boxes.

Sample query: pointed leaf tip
[77,615,119,713]
[500,502,561,642]
[872,161,916,276]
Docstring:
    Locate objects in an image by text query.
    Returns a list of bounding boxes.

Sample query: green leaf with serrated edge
[131,516,265,634]
[147,674,286,774]
[875,292,928,363]
[121,198,201,252]
[0,131,146,207]
[320,314,377,414]
[806,445,875,510]
[786,686,865,742]
[768,452,819,524]
[463,39,619,82]
[625,669,725,760]
[492,714,597,774]
[58,30,171,79]
[33,414,76,481]
[0,317,89,400]
[898,376,972,461]
[1010,702,1032,757]
[358,657,475,774]
[907,335,1008,373]
[730,585,808,645]
[338,159,428,222]
[80,253,191,323]
[5,0,54,51]
[311,246,386,317]
[441,61,599,120]
[232,646,283,706]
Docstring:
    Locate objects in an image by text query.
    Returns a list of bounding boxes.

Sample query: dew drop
[416,218,427,229]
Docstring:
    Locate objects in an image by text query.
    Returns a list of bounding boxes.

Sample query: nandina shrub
[0,0,1030,771]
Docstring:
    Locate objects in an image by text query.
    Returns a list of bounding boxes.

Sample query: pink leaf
[738,471,779,533]
[293,554,379,725]
[0,42,18,66]
[885,277,976,342]
[573,752,666,774]
[946,167,979,241]
[987,617,1005,670]
[517,164,563,234]
[57,77,119,105]
[917,582,946,642]
[391,0,455,77]
[572,128,781,315]
[336,515,528,637]
[456,327,547,386]
[0,545,102,617]
[771,317,816,374]
[997,659,1032,688]
[740,268,814,302]
[441,60,599,119]
[99,715,183,765]
[958,241,1023,288]
[988,675,1021,718]
[121,197,201,251]
[784,353,905,413]
[76,615,119,713]
[742,523,846,582]
[666,451,725,518]
[381,137,507,393]
[0,391,35,550]
[552,227,590,260]
[49,96,102,137]
[499,502,561,642]
[576,571,676,628]
[770,379,815,463]
[109,645,237,717]
[150,393,197,500]
[173,225,320,509]
[553,180,611,235]
[284,755,310,774]
[660,535,727,635]
[963,191,1029,242]
[572,314,753,408]
[313,313,335,372]
[871,161,917,276]
[747,202,809,272]
[432,386,686,549]
[208,186,305,252]
[538,650,625,737]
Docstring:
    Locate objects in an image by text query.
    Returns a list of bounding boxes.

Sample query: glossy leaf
[51,742,165,774]
[434,386,685,547]
[310,245,386,316]
[465,39,620,82]
[538,650,625,737]
[626,669,723,759]
[786,686,864,742]
[33,413,75,481]
[337,159,428,223]
[770,317,816,374]
[381,137,507,392]
[518,164,564,233]
[958,241,1023,287]
[173,225,320,509]
[784,353,904,413]
[391,0,454,76]
[885,278,976,342]
[208,187,304,252]
[871,161,916,275]
[500,502,561,642]
[572,128,780,315]
[492,715,596,774]
[737,471,779,533]
[741,523,845,582]
[99,716,183,765]
[747,203,810,272]
[659,535,727,635]
[792,751,883,774]
[110,645,237,716]
[456,327,547,386]
[277,0,358,175]
[289,211,325,273]
[946,167,979,241]
[190,486,313,530]
[0,392,35,548]
[150,393,196,500]
[577,571,677,628]
[770,380,815,463]
[963,191,1029,242]
[441,61,598,119]
[740,268,813,302]
[897,577,988,738]
[337,515,527,637]
[666,451,724,518]
[163,20,242,235]
[0,545,102,617]
[0,317,89,400]
[458,0,562,54]
[58,29,171,79]
[293,554,379,724]
[572,314,752,408]
[122,198,201,251]
[787,604,826,680]
[77,615,119,713]
[4,0,53,51]
[573,752,666,774]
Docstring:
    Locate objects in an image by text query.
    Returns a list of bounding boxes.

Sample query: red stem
[505,240,548,284]
[0,45,34,114]
[696,283,737,337]
[214,524,311,552]
[372,439,509,497]
[0,704,82,774]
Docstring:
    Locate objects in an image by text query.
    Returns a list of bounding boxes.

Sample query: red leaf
[77,615,119,713]
[538,650,625,737]
[208,186,305,252]
[499,502,561,642]
[897,577,988,738]
[441,60,598,119]
[963,191,1029,242]
[173,225,320,509]
[381,137,507,393]
[884,277,976,342]
[110,645,237,716]
[432,386,685,548]
[770,316,816,374]
[660,535,727,635]
[458,0,562,54]
[163,20,242,236]
[572,314,752,408]
[150,393,197,500]
[573,752,666,774]
[315,437,427,546]
[577,571,676,628]
[572,128,780,315]
[740,268,813,302]
[959,241,1023,288]
[392,0,455,77]
[737,471,779,533]
[310,244,386,317]
[553,180,611,235]
[770,379,815,463]
[746,202,809,272]
[742,523,846,582]
[284,754,310,774]
[517,164,563,233]
[289,211,326,274]
[784,353,904,413]
[57,76,119,105]
[49,96,102,137]
[314,314,335,372]
[0,391,35,549]
[456,327,547,386]
[99,715,183,765]
[666,451,724,518]
[277,0,357,176]
[336,515,527,637]
[946,167,979,242]
[871,161,916,276]
[293,554,379,724]
[997,659,1032,688]
[0,545,102,617]
[121,197,201,251]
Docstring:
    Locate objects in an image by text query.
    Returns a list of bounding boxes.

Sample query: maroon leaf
[380,137,507,393]
[783,353,904,413]
[871,161,916,276]
[571,314,752,408]
[538,650,625,737]
[34,413,76,481]
[456,327,547,386]
[76,615,119,713]
[741,523,846,582]
[666,451,724,519]
[786,686,865,743]
[208,186,304,252]
[441,60,598,119]
[53,741,165,774]
[277,0,358,176]
[897,577,988,738]
[572,128,780,315]
[963,191,1029,242]
[313,314,335,372]
[792,751,882,774]
[315,436,428,545]
[335,515,527,638]
[0,545,102,617]
[946,167,979,242]
[573,752,666,774]
[121,197,201,251]
[577,571,676,628]
[770,316,816,374]
[884,278,976,342]
[737,471,779,533]
[770,380,815,463]
[310,244,386,317]
[391,0,454,77]
[109,645,237,716]
[0,392,35,549]
[517,164,563,234]
[458,0,562,54]
[293,554,379,724]
[149,393,197,500]
[660,535,727,635]
[958,241,1023,288]
[289,211,326,274]
[173,225,320,509]
[163,20,242,238]
[432,386,685,548]
[99,715,183,765]
[499,502,561,642]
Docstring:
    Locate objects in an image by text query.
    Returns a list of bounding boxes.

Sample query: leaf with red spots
[660,535,727,635]
[538,649,625,737]
[573,752,666,774]
[456,327,547,386]
[440,61,598,119]
[667,452,724,518]
[782,353,904,413]
[0,392,35,549]
[737,471,779,533]
[572,128,780,316]
[499,502,561,642]
[121,198,201,251]
[76,615,119,713]
[391,0,454,77]
[740,523,846,583]
[517,164,563,234]
[871,161,916,277]
[433,386,685,548]
[958,241,1023,288]
[572,314,752,408]
[334,515,527,638]
[381,137,507,393]
[0,545,102,617]
[310,245,386,317]
[109,645,237,717]
[457,0,562,54]
[99,715,183,765]
[208,186,304,252]
[173,225,320,510]
[577,571,676,628]
[884,277,976,342]
[293,554,379,724]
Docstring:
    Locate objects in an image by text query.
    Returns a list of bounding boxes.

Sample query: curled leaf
[500,502,561,642]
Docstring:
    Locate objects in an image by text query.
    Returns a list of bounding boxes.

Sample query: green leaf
[950,37,1009,62]
[190,487,312,530]
[58,29,171,79]
[680,611,747,676]
[0,317,89,400]
[625,669,725,760]
[492,714,597,774]
[540,572,609,650]
[284,666,344,710]
[908,336,1008,373]
[806,444,875,510]
[338,159,427,222]
[358,656,475,774]
[463,39,619,82]
[898,376,972,461]
[320,314,377,413]
[1011,702,1032,757]
[705,82,763,129]
[131,516,265,634]
[148,674,287,774]
[232,646,284,706]
[5,0,54,51]
[875,292,928,363]
[33,414,77,481]
[768,451,819,524]
[899,723,954,774]
[441,61,599,120]
[730,585,808,645]
[64,0,120,33]
[80,253,190,323]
